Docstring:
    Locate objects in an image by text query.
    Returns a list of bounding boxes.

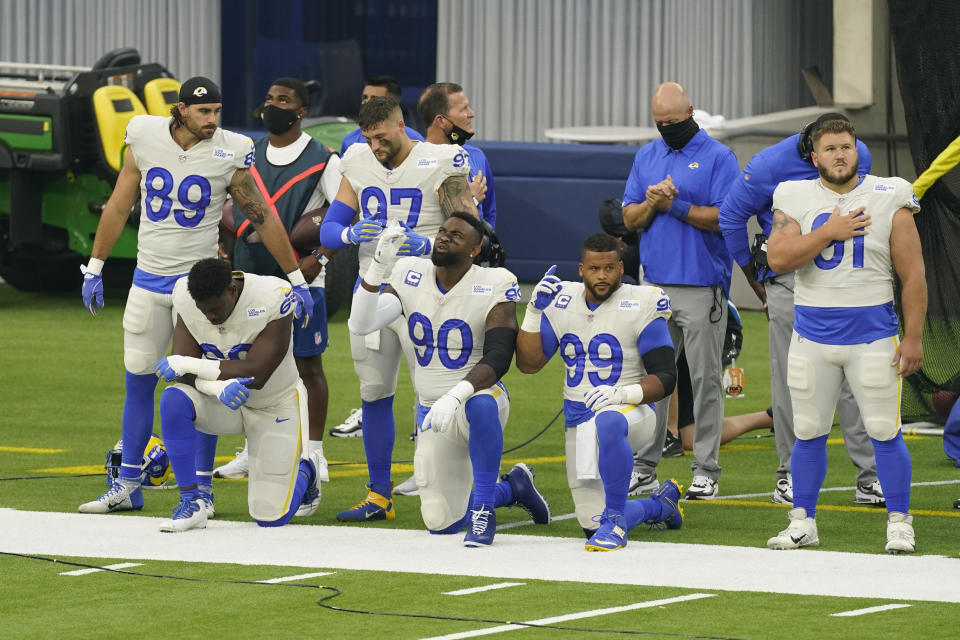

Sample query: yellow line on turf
[0,446,67,454]
[685,498,960,518]
[32,465,102,474]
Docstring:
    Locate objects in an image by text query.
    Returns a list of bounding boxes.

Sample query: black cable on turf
[1,552,749,640]
[0,473,102,481]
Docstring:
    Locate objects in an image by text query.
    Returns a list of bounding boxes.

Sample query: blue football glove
[219,377,254,410]
[346,219,384,244]
[155,356,186,382]
[398,229,431,256]
[531,265,562,310]
[80,264,104,316]
[291,282,313,329]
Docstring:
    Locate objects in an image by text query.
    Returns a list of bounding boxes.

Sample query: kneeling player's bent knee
[159,386,194,421]
[247,431,299,522]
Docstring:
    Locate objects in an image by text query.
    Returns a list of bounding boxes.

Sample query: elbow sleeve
[641,345,677,396]
[319,199,356,249]
[478,326,518,380]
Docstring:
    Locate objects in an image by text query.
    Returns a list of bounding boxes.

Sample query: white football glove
[422,381,475,434]
[364,221,407,285]
[583,384,644,411]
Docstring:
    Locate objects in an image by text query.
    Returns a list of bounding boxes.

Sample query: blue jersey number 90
[144,168,212,227]
[559,333,623,388]
[408,312,473,370]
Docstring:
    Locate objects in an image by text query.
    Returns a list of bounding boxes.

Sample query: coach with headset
[718,112,885,507]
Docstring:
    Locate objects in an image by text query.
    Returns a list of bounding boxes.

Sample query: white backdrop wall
[0,0,221,83]
[437,0,833,142]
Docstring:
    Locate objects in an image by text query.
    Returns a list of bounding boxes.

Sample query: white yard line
[442,582,525,596]
[704,478,960,501]
[259,571,335,583]
[418,593,716,639]
[496,512,576,531]
[3,508,960,603]
[830,603,912,617]
[59,562,142,576]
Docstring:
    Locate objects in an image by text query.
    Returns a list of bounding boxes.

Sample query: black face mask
[261,104,300,135]
[657,116,700,150]
[442,115,474,144]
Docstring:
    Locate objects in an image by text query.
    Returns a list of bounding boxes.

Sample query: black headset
[797,112,851,161]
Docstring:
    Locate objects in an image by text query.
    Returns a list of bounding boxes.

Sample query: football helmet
[104,434,174,489]
[473,218,506,268]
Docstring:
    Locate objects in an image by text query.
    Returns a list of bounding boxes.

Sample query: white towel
[576,420,600,480]
[364,329,381,351]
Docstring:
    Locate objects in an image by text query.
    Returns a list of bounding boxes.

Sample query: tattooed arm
[766,205,871,274]
[227,167,299,273]
[438,174,479,218]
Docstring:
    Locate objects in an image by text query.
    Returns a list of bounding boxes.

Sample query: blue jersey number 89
[359,186,423,228]
[408,312,472,370]
[559,333,623,388]
[144,167,212,228]
[811,210,865,270]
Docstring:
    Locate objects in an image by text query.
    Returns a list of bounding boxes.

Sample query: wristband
[85,257,105,275]
[341,228,352,245]
[448,380,475,403]
[286,269,307,287]
[472,197,480,207]
[668,198,691,221]
[311,250,329,267]
[195,378,228,398]
[620,384,645,405]
[520,306,543,333]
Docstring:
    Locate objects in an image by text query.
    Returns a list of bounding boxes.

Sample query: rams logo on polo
[193,87,208,98]
[688,161,700,170]
[405,270,422,286]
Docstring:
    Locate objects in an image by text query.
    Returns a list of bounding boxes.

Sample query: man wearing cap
[718,113,885,507]
[79,76,313,516]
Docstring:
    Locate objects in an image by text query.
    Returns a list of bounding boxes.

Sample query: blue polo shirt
[339,125,424,156]
[622,129,739,292]
[718,134,872,271]
[463,144,497,228]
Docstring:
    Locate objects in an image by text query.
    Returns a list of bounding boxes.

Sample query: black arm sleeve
[641,345,677,396]
[478,326,518,381]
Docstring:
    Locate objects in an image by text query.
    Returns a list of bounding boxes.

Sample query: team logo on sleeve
[554,294,571,309]
[404,270,422,286]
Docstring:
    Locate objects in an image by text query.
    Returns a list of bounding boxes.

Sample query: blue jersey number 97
[360,186,423,228]
[144,168,212,228]
[559,333,623,388]
[408,312,473,370]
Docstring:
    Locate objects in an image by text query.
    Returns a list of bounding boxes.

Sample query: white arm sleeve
[347,286,403,335]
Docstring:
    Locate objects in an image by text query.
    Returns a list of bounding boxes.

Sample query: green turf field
[2,284,959,639]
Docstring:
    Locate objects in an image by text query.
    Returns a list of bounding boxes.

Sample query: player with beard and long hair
[515,233,685,551]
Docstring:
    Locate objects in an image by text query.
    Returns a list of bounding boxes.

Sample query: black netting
[889,0,960,420]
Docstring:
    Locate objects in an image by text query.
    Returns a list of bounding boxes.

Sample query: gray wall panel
[0,0,220,83]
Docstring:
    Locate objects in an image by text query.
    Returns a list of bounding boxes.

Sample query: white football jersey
[388,257,521,404]
[341,141,469,271]
[773,175,920,307]
[126,115,255,276]
[541,283,672,404]
[172,272,298,409]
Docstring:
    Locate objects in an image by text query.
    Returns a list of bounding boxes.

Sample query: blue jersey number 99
[408,312,473,370]
[559,333,623,388]
[144,168,212,228]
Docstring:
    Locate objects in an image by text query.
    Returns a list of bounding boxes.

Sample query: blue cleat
[647,478,684,530]
[503,463,551,524]
[78,480,144,514]
[336,485,395,522]
[585,511,628,551]
[197,485,215,518]
[463,504,496,547]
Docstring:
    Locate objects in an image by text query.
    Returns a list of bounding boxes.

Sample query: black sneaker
[662,431,684,458]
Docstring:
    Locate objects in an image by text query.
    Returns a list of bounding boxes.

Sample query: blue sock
[466,395,503,507]
[494,481,514,508]
[625,498,658,530]
[792,434,829,517]
[119,371,158,481]
[195,432,218,488]
[180,487,199,502]
[595,411,631,515]
[872,432,912,514]
[258,459,313,528]
[159,387,198,490]
[362,396,395,497]
[430,484,512,536]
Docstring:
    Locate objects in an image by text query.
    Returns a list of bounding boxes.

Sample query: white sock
[309,440,324,457]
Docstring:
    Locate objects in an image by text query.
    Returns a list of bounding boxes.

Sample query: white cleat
[885,512,915,554]
[767,507,819,550]
[213,445,249,479]
[771,476,793,505]
[393,475,420,496]
[329,408,363,438]
[159,497,208,532]
[78,481,144,513]
[197,486,215,518]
